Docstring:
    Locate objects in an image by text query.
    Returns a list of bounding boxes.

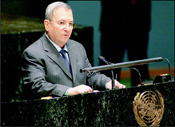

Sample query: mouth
[63,34,69,37]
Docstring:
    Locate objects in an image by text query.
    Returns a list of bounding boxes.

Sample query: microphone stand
[163,58,172,80]
[129,67,143,86]
[111,70,115,89]
[87,71,96,91]
[98,56,115,89]
[107,62,115,90]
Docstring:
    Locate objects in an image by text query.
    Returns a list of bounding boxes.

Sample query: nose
[64,23,71,31]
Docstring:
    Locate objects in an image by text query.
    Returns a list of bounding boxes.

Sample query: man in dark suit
[22,1,125,99]
[100,0,151,86]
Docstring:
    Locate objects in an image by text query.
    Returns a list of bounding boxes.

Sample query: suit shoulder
[22,36,44,58]
[68,39,85,49]
[23,36,43,52]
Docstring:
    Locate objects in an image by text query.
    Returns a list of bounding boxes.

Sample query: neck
[46,32,65,48]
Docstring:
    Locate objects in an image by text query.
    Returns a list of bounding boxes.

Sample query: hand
[106,80,126,90]
[67,84,93,96]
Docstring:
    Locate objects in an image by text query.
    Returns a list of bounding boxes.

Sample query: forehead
[53,7,73,21]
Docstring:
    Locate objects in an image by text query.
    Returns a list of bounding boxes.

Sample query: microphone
[80,57,164,73]
[81,57,172,85]
[98,56,115,89]
[98,56,143,86]
[98,56,112,65]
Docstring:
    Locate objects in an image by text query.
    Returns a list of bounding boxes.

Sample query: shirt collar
[45,32,68,52]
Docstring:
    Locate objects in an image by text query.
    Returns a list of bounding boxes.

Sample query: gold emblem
[133,90,164,126]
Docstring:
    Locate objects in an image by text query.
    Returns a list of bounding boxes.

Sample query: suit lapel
[42,35,72,79]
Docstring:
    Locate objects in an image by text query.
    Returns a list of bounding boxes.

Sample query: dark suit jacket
[100,0,151,36]
[22,34,110,99]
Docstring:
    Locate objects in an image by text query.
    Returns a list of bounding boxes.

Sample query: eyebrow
[58,19,73,22]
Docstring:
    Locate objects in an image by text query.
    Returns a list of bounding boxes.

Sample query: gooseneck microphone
[98,56,112,65]
[98,56,143,86]
[163,58,172,80]
[129,67,143,86]
[81,57,172,85]
[98,56,115,89]
[80,57,164,73]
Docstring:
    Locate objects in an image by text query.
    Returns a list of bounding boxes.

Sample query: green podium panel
[2,81,175,126]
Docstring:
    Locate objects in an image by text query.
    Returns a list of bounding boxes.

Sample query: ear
[44,19,50,31]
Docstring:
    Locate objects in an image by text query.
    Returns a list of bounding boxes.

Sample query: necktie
[60,49,72,74]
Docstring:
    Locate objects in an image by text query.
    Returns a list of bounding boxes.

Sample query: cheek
[55,28,63,37]
[70,30,73,35]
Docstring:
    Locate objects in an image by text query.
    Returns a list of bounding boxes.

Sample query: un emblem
[133,90,164,126]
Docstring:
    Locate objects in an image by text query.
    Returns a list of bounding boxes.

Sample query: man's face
[44,7,73,48]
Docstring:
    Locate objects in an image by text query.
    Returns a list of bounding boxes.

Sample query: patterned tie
[60,49,72,74]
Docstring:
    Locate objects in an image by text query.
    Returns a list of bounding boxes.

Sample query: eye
[59,21,65,25]
[69,22,74,26]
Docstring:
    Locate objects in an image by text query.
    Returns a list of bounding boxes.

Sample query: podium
[2,81,175,126]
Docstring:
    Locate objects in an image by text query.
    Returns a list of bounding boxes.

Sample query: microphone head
[98,56,105,60]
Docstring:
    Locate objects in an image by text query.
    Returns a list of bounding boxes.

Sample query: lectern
[2,81,175,126]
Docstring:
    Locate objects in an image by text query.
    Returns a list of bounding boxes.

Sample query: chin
[61,40,68,45]
[63,38,69,43]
